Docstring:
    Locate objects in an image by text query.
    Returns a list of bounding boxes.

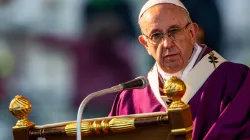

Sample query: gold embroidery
[208,52,218,69]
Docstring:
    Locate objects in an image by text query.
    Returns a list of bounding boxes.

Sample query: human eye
[168,28,181,36]
[150,32,163,41]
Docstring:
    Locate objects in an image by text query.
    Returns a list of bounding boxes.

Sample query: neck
[157,63,183,82]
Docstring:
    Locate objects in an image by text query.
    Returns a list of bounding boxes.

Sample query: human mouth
[162,53,180,65]
[163,54,178,59]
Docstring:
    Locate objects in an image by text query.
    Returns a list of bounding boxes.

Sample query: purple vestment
[109,47,250,139]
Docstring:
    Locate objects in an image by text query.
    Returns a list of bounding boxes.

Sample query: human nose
[162,34,173,48]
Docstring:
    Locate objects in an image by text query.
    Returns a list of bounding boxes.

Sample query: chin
[166,70,181,74]
[162,67,182,74]
[161,63,182,73]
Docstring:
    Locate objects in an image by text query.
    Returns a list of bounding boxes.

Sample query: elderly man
[109,0,250,139]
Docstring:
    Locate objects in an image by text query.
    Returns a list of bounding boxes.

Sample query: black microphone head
[135,76,149,89]
[121,76,149,90]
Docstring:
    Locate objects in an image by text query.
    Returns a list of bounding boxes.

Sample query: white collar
[148,46,227,109]
[157,43,202,82]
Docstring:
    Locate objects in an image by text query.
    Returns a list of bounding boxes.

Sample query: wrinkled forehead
[139,4,186,32]
[142,4,181,20]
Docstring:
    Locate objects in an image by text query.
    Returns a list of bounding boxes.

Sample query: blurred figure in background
[36,0,136,117]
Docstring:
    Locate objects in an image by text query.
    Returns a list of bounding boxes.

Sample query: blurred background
[0,0,250,139]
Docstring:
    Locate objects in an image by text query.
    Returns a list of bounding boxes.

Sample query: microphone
[76,76,148,140]
[114,76,149,91]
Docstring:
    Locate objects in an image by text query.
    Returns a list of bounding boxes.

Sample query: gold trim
[92,121,102,135]
[65,121,93,136]
[209,52,216,68]
[167,104,190,112]
[9,95,35,129]
[65,118,135,136]
[162,77,188,109]
[101,119,109,134]
[109,118,135,132]
[171,126,193,135]
[157,115,168,125]
[40,128,45,138]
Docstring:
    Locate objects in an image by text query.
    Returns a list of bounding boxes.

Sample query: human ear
[189,23,199,43]
[138,35,152,55]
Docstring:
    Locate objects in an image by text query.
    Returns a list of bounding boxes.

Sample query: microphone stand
[76,85,123,140]
[76,76,148,140]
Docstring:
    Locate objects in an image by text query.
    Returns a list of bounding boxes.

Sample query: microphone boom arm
[76,85,123,140]
[76,76,148,140]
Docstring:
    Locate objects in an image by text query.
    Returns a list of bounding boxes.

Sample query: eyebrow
[168,25,182,29]
[148,24,182,35]
[148,29,162,36]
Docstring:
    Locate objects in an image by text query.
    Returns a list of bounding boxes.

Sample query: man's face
[138,4,198,74]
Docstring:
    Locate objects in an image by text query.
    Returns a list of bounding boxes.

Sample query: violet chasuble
[109,45,250,139]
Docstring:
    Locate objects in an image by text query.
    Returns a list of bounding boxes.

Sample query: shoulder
[217,61,249,74]
[199,46,249,74]
[209,61,249,84]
